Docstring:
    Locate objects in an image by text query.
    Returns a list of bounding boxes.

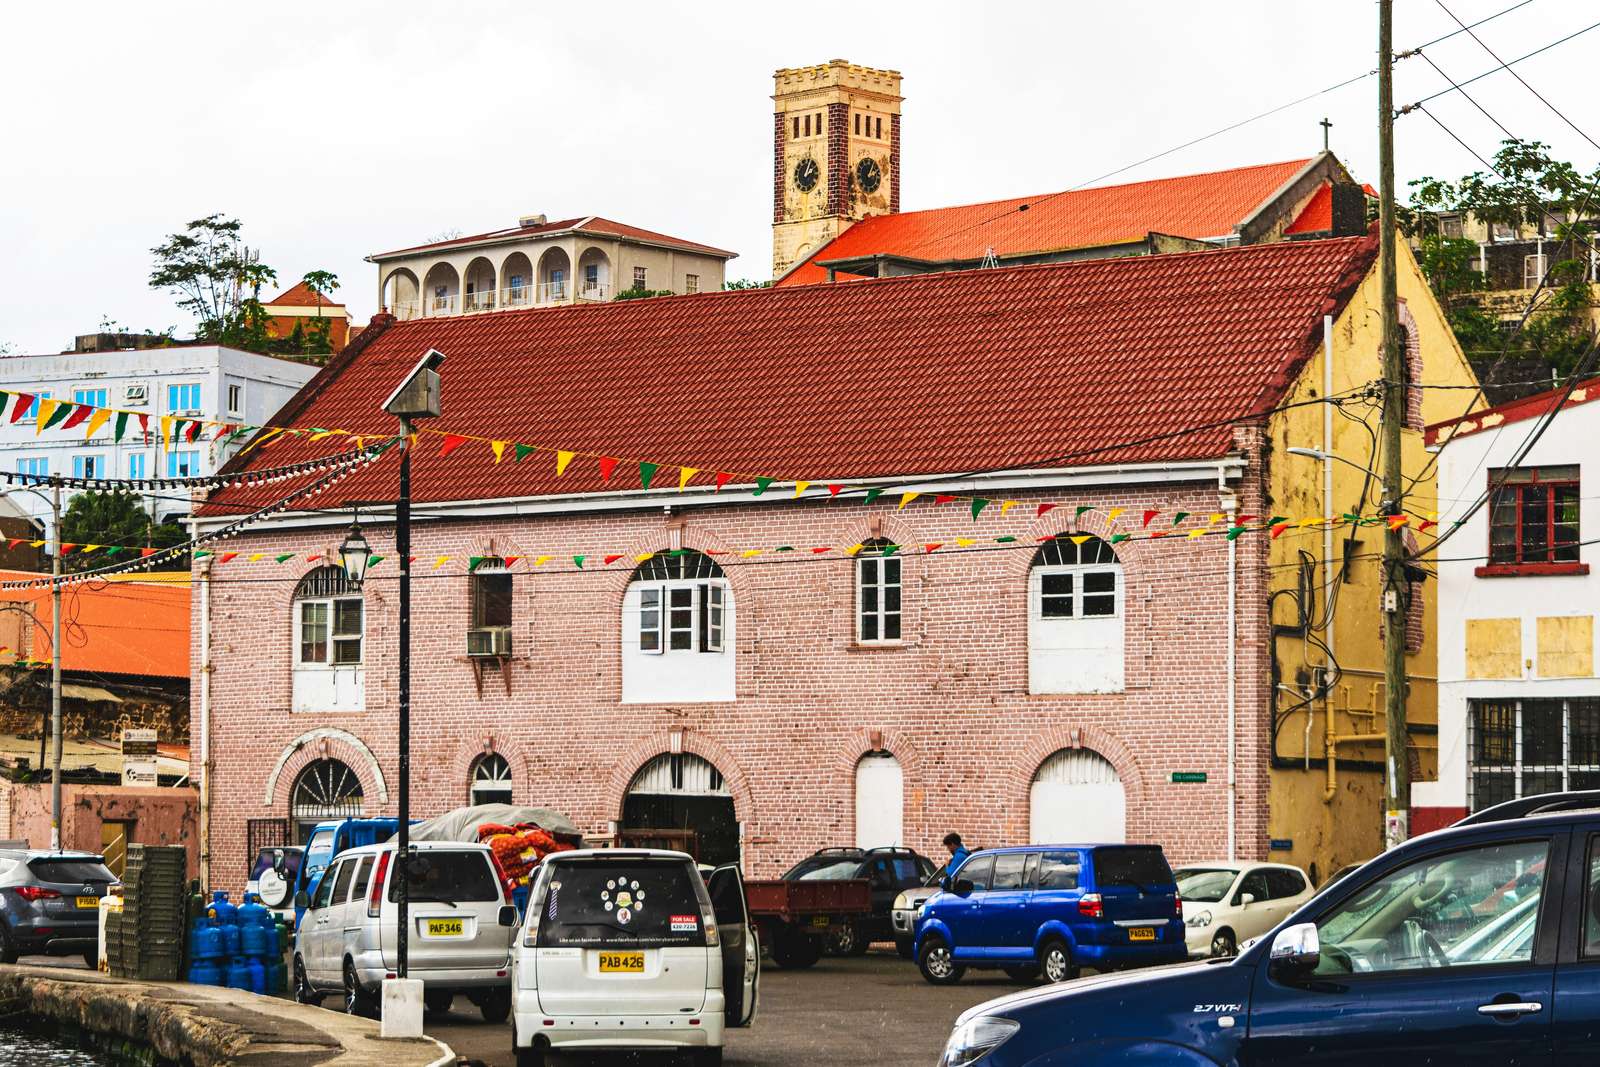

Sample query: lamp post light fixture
[339,520,373,586]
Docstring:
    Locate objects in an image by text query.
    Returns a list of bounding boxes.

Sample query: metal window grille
[470,752,513,805]
[633,551,723,582]
[290,758,364,836]
[1468,697,1600,810]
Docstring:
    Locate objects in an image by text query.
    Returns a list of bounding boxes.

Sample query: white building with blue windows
[0,345,318,535]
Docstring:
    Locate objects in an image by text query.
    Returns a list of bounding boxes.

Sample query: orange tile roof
[1283,181,1378,236]
[777,159,1314,286]
[266,281,345,308]
[0,571,189,679]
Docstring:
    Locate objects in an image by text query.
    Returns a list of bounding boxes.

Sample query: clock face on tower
[855,157,882,194]
[793,157,819,193]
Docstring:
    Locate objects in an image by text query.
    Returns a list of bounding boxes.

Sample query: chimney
[518,214,548,228]
[1330,183,1367,238]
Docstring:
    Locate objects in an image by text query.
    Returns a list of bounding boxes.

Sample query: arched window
[856,539,902,643]
[1028,534,1125,694]
[622,550,735,704]
[1029,748,1125,844]
[293,566,364,712]
[470,752,513,806]
[291,758,364,841]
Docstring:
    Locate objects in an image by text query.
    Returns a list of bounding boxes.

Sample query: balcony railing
[577,284,610,302]
[429,294,457,315]
[391,300,421,321]
[400,281,616,319]
[463,290,498,313]
[536,280,568,303]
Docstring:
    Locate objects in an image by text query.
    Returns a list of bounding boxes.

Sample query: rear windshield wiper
[565,920,641,939]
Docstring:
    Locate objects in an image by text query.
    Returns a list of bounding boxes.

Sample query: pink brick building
[193,237,1385,888]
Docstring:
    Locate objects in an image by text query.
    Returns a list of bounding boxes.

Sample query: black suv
[782,846,934,955]
[936,791,1600,1067]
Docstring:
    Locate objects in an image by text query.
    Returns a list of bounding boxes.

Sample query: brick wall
[826,102,849,218]
[890,113,901,215]
[199,469,1272,892]
[772,113,786,225]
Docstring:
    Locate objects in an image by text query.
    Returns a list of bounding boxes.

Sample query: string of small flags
[0,438,397,496]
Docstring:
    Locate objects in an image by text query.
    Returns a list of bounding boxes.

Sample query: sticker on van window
[616,907,633,925]
[670,915,699,932]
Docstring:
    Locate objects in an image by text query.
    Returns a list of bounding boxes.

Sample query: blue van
[915,844,1185,985]
[292,818,410,927]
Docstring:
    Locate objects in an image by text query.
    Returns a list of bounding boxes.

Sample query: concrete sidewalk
[0,964,454,1067]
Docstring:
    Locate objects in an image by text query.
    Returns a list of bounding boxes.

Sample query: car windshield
[1175,867,1238,903]
[250,849,303,881]
[388,850,499,904]
[30,859,114,884]
[793,860,863,881]
[538,859,708,947]
[1094,847,1173,889]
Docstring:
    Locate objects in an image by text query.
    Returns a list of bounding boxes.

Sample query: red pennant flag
[1238,514,1257,523]
[503,556,521,567]
[1270,523,1291,538]
[1142,509,1159,528]
[598,457,619,481]
[1418,520,1437,533]
[9,394,34,424]
[60,404,92,430]
[1037,503,1057,517]
[1387,515,1409,530]
[603,554,624,565]
[934,494,956,505]
[408,556,418,564]
[185,419,202,442]
[706,550,726,556]
[219,552,238,563]
[1036,535,1056,542]
[811,547,831,554]
[826,484,843,497]
[1149,530,1168,538]
[438,434,468,457]
[137,413,149,434]
[5,539,19,550]
[139,548,156,558]
[60,544,77,555]
[924,543,943,553]
[306,554,322,562]
[715,472,733,491]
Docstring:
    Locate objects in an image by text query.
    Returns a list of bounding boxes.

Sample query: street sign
[121,729,158,788]
[1169,771,1208,784]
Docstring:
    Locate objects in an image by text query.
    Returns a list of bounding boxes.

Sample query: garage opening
[855,752,904,848]
[622,753,739,866]
[1029,748,1125,845]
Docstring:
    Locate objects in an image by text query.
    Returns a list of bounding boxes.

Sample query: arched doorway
[855,753,903,848]
[622,753,738,865]
[470,752,513,806]
[382,268,420,320]
[1029,748,1125,845]
[291,757,364,843]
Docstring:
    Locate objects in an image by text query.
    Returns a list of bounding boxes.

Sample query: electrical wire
[1400,17,1600,113]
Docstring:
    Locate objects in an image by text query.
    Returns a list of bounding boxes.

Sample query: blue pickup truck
[937,791,1600,1066]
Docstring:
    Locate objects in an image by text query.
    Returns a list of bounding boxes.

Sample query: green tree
[149,214,278,349]
[722,279,772,290]
[612,288,678,301]
[300,270,340,354]
[59,492,188,573]
[1407,139,1598,377]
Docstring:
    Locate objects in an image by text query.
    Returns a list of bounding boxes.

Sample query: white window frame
[633,265,648,289]
[128,453,147,480]
[16,457,47,480]
[857,549,903,643]
[71,455,101,480]
[685,273,699,295]
[73,388,107,408]
[1031,563,1121,620]
[637,579,727,655]
[166,381,202,415]
[226,382,243,418]
[167,450,200,478]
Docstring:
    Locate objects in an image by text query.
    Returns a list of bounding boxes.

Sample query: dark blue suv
[935,792,1600,1066]
[916,844,1185,985]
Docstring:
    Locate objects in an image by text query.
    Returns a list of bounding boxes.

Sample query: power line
[1400,17,1600,113]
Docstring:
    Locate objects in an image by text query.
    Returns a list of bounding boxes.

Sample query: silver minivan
[511,849,759,1066]
[292,840,519,1019]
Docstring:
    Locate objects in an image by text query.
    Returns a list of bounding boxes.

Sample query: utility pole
[49,482,62,851]
[1378,0,1410,850]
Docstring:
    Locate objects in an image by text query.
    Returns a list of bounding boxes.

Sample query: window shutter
[706,584,725,652]
[640,587,663,654]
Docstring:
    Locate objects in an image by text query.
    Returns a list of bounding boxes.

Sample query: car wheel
[1003,964,1039,982]
[293,956,321,1006]
[1039,939,1078,984]
[424,989,453,1016]
[343,959,376,1017]
[0,922,18,966]
[917,937,965,985]
[1211,929,1237,958]
[825,923,854,956]
[82,950,98,970]
[513,1026,545,1067]
[479,986,512,1023]
[770,928,822,969]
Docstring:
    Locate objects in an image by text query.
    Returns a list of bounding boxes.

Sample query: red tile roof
[1425,374,1600,446]
[0,572,189,678]
[205,234,1378,514]
[776,159,1314,286]
[266,281,345,308]
[1283,181,1378,236]
[371,217,736,261]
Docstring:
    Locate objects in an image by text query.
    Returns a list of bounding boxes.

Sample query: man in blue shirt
[942,832,970,886]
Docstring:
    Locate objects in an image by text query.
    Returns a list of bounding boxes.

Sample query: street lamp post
[49,480,61,851]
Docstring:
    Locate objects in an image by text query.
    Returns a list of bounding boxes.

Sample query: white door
[1029,749,1126,844]
[855,754,904,848]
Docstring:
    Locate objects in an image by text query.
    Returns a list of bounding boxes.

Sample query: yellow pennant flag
[1070,534,1091,545]
[241,427,284,454]
[679,467,699,490]
[29,540,44,548]
[249,553,265,562]
[309,430,336,442]
[1187,528,1206,539]
[491,441,507,464]
[1106,507,1125,521]
[793,480,810,498]
[898,492,920,509]
[1298,517,1319,528]
[433,555,451,569]
[555,451,575,476]
[533,555,552,566]
[33,399,58,435]
[844,543,864,556]
[83,545,100,554]
[158,415,174,446]
[84,408,110,439]
[955,538,977,547]
[634,552,655,563]
[741,549,762,558]
[1208,513,1223,526]
[1000,500,1018,515]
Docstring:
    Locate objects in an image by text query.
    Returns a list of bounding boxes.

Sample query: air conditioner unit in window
[467,627,512,657]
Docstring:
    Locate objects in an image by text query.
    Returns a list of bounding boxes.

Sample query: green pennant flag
[753,477,773,496]
[104,546,123,557]
[863,488,884,505]
[469,555,485,571]
[1267,515,1288,526]
[113,412,130,443]
[1226,526,1248,540]
[1172,512,1190,525]
[368,555,385,567]
[668,548,687,557]
[880,543,898,556]
[42,403,73,431]
[1075,505,1094,518]
[573,555,586,569]
[639,461,659,490]
[1110,533,1131,544]
[514,444,537,463]
[971,498,991,520]
[995,535,1018,543]
[775,545,795,552]
[275,553,294,562]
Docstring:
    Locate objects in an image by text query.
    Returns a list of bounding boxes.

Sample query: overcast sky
[2,1,1595,353]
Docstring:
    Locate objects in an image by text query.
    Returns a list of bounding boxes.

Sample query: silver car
[0,849,117,966]
[292,840,519,1019]
[891,868,947,959]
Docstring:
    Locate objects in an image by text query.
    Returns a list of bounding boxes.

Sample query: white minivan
[292,840,520,1019]
[511,849,759,1066]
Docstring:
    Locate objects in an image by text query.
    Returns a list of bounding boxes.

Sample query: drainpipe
[1221,469,1238,861]
[1315,314,1336,770]
[199,557,212,891]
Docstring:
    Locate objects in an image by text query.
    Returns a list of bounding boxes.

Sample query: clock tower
[772,60,903,277]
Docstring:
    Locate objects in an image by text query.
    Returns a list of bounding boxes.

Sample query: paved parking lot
[431,949,1024,1066]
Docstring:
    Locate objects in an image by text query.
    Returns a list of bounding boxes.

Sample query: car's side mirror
[954,879,975,897]
[497,905,519,928]
[1269,922,1320,975]
[1239,892,1256,907]
[294,890,310,910]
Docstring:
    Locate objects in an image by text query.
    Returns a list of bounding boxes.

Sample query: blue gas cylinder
[246,957,266,995]
[194,923,224,960]
[220,923,241,957]
[238,894,270,929]
[266,960,286,994]
[224,957,251,990]
[208,890,237,926]
[186,958,223,986]
[240,921,270,958]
